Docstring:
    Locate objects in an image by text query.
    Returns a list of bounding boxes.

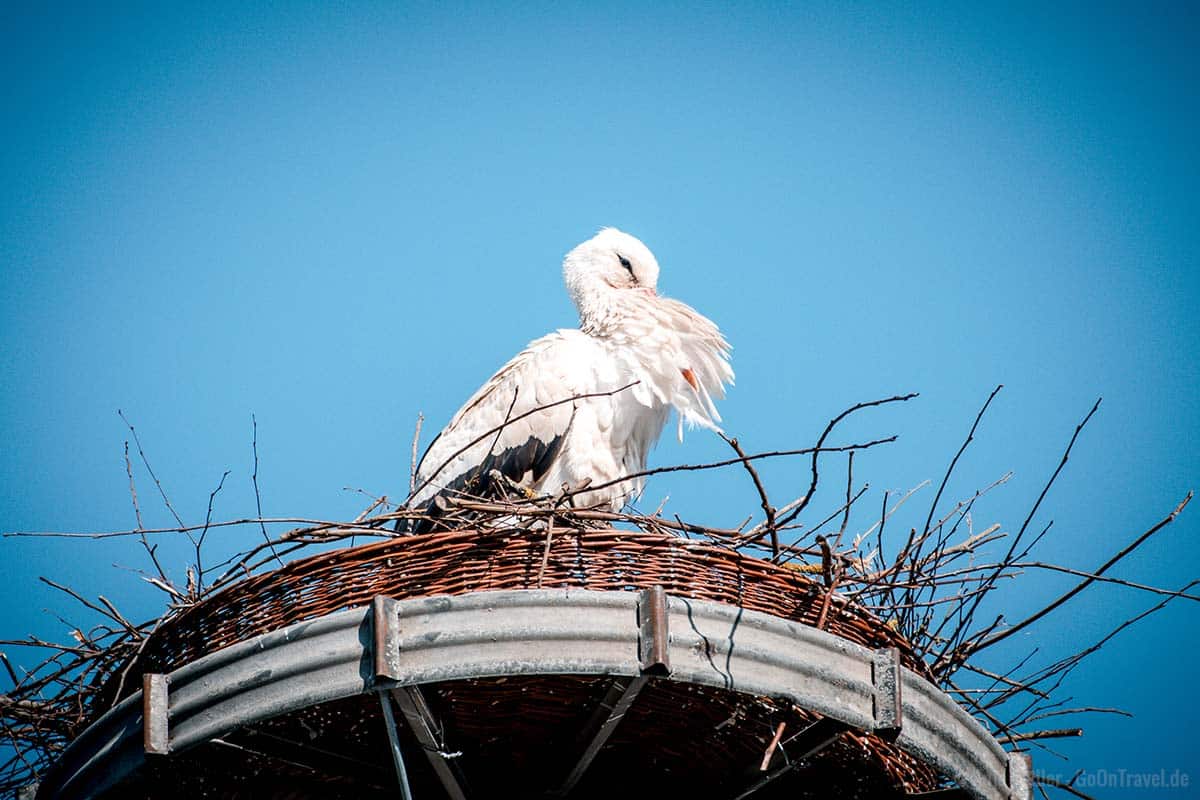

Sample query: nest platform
[38,527,1031,800]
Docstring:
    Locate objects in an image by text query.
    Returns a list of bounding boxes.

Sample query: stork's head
[563,228,660,317]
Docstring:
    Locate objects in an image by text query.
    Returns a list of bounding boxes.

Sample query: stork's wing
[409,331,597,510]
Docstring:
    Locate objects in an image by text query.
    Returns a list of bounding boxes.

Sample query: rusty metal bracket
[637,585,670,675]
[373,595,401,683]
[142,673,169,755]
[390,686,470,800]
[872,647,903,739]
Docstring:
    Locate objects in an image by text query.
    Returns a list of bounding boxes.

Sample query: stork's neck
[575,282,656,338]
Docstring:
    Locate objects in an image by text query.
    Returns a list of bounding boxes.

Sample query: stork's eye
[618,254,633,273]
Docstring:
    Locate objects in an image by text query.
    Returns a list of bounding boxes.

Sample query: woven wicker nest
[97,527,944,798]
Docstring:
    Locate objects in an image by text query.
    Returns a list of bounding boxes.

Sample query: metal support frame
[390,686,470,800]
[554,674,646,796]
[42,588,1032,800]
[375,593,469,799]
[732,717,850,799]
[553,585,671,795]
[378,690,415,800]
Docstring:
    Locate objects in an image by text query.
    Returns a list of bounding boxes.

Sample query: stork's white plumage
[408,228,733,519]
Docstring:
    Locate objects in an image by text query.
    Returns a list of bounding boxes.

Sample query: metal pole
[379,691,415,800]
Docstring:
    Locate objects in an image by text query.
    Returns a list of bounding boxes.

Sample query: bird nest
[3,391,1194,799]
[100,526,929,699]
[95,524,942,798]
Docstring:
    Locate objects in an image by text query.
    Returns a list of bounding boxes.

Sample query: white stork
[407,228,733,524]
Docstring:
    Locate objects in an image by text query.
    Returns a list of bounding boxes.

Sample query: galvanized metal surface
[38,588,1029,800]
[896,668,1012,800]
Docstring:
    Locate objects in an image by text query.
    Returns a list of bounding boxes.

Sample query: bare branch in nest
[3,390,1195,796]
[570,435,899,506]
[770,392,918,535]
[3,517,377,540]
[1020,706,1131,724]
[0,654,21,690]
[191,469,231,598]
[409,412,424,497]
[122,442,144,531]
[834,450,855,550]
[931,398,1103,677]
[766,483,869,566]
[1035,774,1097,800]
[37,579,140,641]
[994,577,1200,724]
[965,492,1192,656]
[251,414,284,569]
[124,440,174,591]
[117,410,185,529]
[1012,561,1200,602]
[922,385,1002,540]
[997,727,1082,743]
[720,433,777,558]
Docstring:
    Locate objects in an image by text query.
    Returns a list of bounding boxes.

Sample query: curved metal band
[39,588,1027,800]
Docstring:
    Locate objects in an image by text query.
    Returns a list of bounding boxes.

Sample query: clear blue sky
[2,2,1197,795]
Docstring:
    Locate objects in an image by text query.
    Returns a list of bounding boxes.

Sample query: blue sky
[2,2,1197,795]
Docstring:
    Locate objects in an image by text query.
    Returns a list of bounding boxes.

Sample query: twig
[759,722,786,771]
[720,434,777,557]
[1011,562,1200,602]
[122,442,144,531]
[997,728,1082,743]
[123,440,173,589]
[569,437,898,507]
[251,415,284,569]
[774,393,918,532]
[117,410,185,528]
[193,470,231,592]
[834,451,854,549]
[4,517,377,539]
[536,516,555,589]
[968,492,1192,654]
[409,412,424,496]
[815,561,844,631]
[933,400,1103,673]
[1021,706,1130,724]
[922,385,1002,538]
[0,654,21,690]
[1034,775,1096,800]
